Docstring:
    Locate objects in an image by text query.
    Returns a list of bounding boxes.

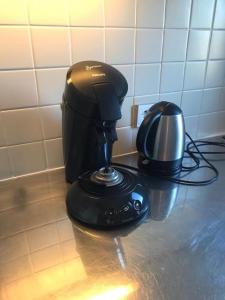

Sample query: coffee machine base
[66,167,149,228]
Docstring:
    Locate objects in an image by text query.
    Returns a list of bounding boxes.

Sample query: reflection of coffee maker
[71,222,141,299]
[145,176,178,221]
[62,61,149,227]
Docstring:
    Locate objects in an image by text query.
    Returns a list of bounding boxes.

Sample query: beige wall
[0,0,225,180]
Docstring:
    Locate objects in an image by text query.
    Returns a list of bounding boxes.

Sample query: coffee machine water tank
[62,61,128,183]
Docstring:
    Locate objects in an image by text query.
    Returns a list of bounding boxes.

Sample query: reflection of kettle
[143,175,179,221]
[136,101,185,176]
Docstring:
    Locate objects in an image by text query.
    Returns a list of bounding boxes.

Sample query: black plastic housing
[66,167,149,227]
[62,61,128,183]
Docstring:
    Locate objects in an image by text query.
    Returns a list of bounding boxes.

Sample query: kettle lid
[154,101,183,116]
[160,101,182,116]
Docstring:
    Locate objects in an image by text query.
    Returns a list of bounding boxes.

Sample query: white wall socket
[136,104,153,127]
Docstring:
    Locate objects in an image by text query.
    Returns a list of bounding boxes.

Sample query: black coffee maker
[62,61,149,228]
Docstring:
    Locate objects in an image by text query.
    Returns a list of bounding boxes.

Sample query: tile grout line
[179,0,195,138]
[25,0,49,170]
[103,0,106,62]
[130,0,138,150]
[0,58,225,72]
[202,0,218,91]
[133,0,138,98]
[158,0,168,94]
[197,0,218,138]
[180,0,194,105]
[65,0,73,66]
[1,24,224,30]
[1,114,14,179]
[5,0,35,178]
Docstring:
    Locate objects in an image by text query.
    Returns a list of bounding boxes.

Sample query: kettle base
[138,156,183,176]
[66,167,149,228]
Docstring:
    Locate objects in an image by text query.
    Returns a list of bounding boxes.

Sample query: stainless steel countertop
[1,150,225,300]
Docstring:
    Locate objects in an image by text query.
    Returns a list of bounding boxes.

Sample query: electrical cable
[166,132,219,186]
[187,141,225,155]
[113,132,225,186]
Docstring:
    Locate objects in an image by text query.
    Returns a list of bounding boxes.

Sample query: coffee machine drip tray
[66,167,149,228]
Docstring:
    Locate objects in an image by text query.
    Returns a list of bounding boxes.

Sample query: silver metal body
[152,114,185,161]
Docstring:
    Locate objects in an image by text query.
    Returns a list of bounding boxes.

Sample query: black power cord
[168,132,219,186]
[113,133,225,186]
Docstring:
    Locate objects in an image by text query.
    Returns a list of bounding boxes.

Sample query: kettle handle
[136,108,162,159]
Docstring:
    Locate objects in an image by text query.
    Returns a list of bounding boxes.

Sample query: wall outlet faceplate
[136,104,153,127]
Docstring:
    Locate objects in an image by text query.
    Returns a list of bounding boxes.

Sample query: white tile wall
[0,115,6,147]
[36,68,67,105]
[105,29,135,64]
[134,94,159,105]
[105,0,135,27]
[214,0,225,29]
[8,142,46,176]
[163,29,188,61]
[0,27,33,69]
[198,111,225,137]
[0,0,28,25]
[68,0,104,27]
[0,0,225,180]
[165,0,192,28]
[160,62,185,92]
[40,105,62,139]
[0,148,12,180]
[0,70,38,110]
[159,92,182,106]
[1,108,43,145]
[45,138,63,169]
[184,61,206,90]
[181,90,203,116]
[136,29,163,63]
[209,30,225,59]
[135,64,160,95]
[117,97,133,127]
[71,28,105,63]
[31,27,70,67]
[190,0,215,28]
[201,88,225,113]
[117,127,133,154]
[187,30,210,61]
[184,115,199,138]
[136,0,165,28]
[205,60,225,88]
[28,0,68,26]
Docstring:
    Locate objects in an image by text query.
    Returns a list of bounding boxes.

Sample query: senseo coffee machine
[62,61,149,227]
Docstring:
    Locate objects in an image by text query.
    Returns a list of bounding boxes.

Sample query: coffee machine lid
[65,61,128,104]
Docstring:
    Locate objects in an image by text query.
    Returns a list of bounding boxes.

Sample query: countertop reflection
[1,152,225,300]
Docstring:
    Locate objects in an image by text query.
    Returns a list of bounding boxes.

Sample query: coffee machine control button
[133,200,142,211]
[120,205,130,213]
[104,209,114,216]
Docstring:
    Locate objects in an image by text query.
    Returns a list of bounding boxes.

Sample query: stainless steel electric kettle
[136,101,185,176]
